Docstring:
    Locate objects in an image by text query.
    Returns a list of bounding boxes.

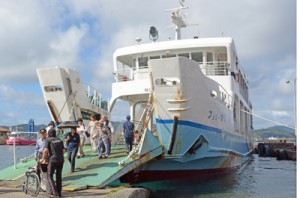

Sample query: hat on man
[39,129,47,134]
[126,115,131,120]
[48,128,56,137]
[48,121,55,126]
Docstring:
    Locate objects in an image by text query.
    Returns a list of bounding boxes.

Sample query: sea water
[135,155,296,198]
[0,145,296,198]
[0,145,35,170]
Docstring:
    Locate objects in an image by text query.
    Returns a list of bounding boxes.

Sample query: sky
[0,0,296,130]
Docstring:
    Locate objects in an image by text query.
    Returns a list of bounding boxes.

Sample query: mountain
[1,122,295,138]
[254,125,295,138]
[0,124,47,132]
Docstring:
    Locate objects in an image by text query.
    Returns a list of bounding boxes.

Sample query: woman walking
[88,115,98,152]
[96,120,111,159]
[76,118,86,158]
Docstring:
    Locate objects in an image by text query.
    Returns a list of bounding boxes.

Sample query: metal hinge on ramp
[99,129,163,188]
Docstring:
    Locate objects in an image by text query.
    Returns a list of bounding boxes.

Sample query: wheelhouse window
[191,52,203,63]
[178,53,189,58]
[162,54,176,58]
[138,57,148,68]
[150,55,160,60]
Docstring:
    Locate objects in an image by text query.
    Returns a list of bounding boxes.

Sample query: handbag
[85,131,90,137]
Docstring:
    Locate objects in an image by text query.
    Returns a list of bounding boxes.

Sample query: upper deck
[114,37,238,80]
[112,37,249,103]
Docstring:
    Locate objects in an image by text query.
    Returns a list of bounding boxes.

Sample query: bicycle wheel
[26,172,40,197]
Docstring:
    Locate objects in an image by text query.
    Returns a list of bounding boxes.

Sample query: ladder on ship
[98,91,163,187]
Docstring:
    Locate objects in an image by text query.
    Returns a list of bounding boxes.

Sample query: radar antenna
[165,0,188,40]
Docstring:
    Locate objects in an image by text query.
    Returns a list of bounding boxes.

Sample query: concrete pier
[254,140,296,161]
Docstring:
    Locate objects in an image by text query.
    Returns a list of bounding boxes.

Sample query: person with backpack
[40,128,65,198]
[123,115,134,154]
[76,118,86,158]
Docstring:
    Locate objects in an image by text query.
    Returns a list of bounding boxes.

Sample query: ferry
[37,67,110,124]
[6,132,37,146]
[109,1,254,183]
[36,1,253,185]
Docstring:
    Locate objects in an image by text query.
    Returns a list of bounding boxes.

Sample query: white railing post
[13,137,16,169]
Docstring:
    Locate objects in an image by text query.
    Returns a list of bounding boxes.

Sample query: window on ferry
[150,55,160,60]
[162,54,176,58]
[206,52,213,62]
[191,52,203,63]
[132,58,137,70]
[44,85,63,92]
[178,53,189,58]
[138,57,148,69]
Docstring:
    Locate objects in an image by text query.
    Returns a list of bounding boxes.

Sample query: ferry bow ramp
[98,129,163,188]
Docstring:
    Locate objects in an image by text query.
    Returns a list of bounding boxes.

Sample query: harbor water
[0,145,296,198]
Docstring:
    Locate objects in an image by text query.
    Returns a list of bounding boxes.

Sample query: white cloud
[0,0,296,128]
[0,85,44,105]
[271,110,289,117]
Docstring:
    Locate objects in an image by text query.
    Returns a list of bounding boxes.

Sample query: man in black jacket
[40,128,65,198]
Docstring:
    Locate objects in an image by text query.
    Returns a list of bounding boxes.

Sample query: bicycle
[22,162,47,197]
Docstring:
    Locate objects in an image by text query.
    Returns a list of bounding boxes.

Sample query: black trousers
[47,162,63,197]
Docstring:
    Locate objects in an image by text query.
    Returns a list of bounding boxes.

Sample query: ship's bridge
[110,37,248,117]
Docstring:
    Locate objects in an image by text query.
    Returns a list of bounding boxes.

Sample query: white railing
[199,61,231,76]
[114,68,133,82]
[82,83,109,110]
[114,66,150,82]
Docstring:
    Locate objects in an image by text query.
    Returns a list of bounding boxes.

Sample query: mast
[166,0,188,40]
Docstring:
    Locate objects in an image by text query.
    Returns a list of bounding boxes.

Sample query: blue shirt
[35,138,46,158]
[65,132,80,152]
[123,121,134,138]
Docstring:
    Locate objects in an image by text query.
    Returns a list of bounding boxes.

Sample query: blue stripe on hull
[156,118,222,133]
[155,118,250,157]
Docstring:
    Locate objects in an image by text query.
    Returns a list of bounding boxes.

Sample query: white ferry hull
[119,57,252,183]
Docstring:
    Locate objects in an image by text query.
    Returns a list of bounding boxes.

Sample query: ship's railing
[199,61,231,76]
[114,62,231,82]
[82,83,108,110]
[114,68,133,82]
[114,66,150,82]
